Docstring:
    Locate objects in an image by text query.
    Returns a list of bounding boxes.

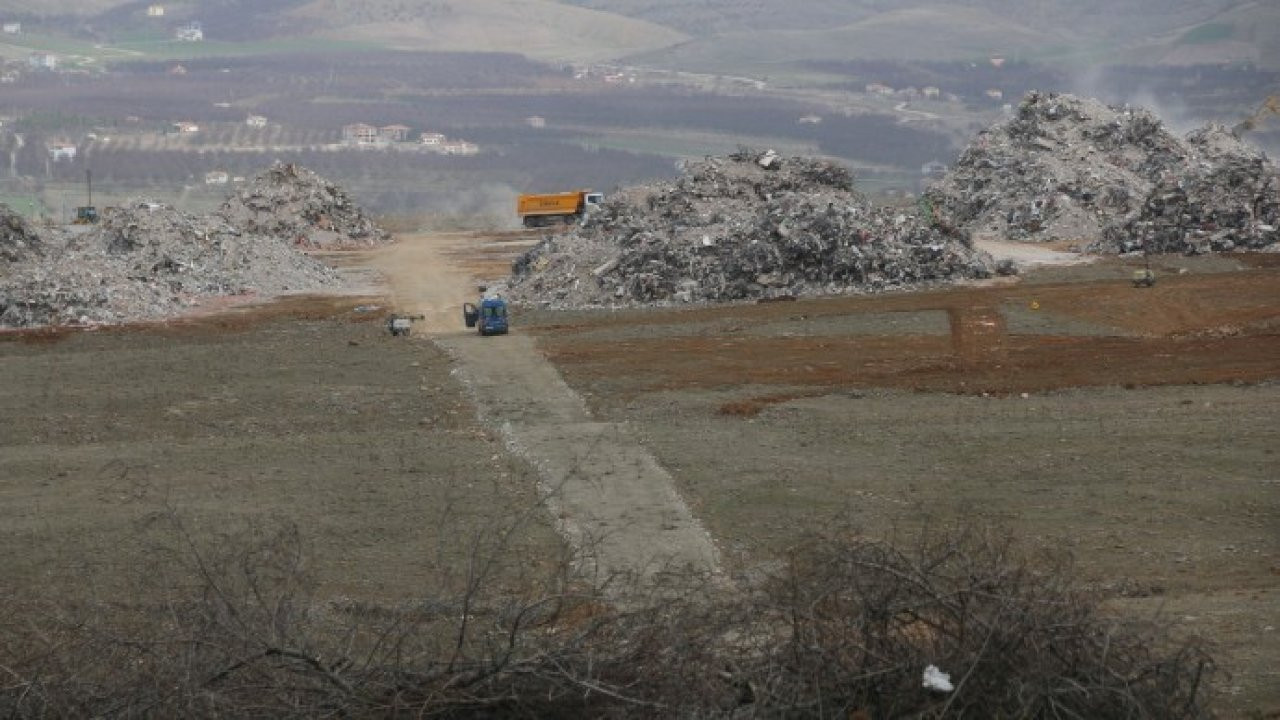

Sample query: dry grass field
[2,240,1277,715]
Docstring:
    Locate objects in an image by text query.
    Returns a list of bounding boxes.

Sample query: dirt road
[365,233,721,584]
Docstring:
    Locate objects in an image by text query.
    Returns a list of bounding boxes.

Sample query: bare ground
[1,232,1277,715]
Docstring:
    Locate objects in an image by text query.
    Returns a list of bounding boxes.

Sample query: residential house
[204,170,229,185]
[47,142,78,162]
[172,121,200,133]
[342,123,379,146]
[28,53,57,71]
[798,114,823,125]
[865,83,894,96]
[525,115,546,128]
[441,141,478,156]
[168,64,187,75]
[922,86,941,99]
[0,70,18,84]
[419,132,446,146]
[175,22,203,41]
[147,4,165,16]
[985,88,1004,101]
[379,124,411,142]
[246,115,268,128]
[3,22,20,34]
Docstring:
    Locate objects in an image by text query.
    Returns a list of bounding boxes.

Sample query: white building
[28,53,57,71]
[3,22,20,34]
[441,141,478,156]
[246,115,268,128]
[146,4,165,16]
[175,22,203,41]
[47,143,78,162]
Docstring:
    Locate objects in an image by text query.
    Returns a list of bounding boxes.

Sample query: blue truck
[463,296,509,336]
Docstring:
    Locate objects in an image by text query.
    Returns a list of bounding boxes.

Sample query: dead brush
[0,519,1216,718]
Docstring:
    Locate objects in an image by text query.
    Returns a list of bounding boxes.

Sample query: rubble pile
[926,91,1280,253]
[1097,126,1280,253]
[0,205,41,264]
[219,162,391,248]
[0,201,339,327]
[505,150,997,307]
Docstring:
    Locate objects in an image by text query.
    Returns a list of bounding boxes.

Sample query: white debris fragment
[922,664,955,692]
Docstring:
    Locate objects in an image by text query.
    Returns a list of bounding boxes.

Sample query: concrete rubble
[219,162,391,249]
[0,205,42,264]
[0,162,386,328]
[926,91,1280,254]
[504,149,999,308]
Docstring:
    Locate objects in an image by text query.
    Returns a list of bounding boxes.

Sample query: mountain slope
[563,0,1248,39]
[628,6,1056,72]
[288,0,687,63]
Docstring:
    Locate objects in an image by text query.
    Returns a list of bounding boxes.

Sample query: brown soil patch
[533,268,1280,397]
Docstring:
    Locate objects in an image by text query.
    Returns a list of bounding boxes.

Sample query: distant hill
[563,0,1246,40]
[286,0,687,64]
[0,0,1274,71]
[626,6,1055,72]
[567,0,1279,71]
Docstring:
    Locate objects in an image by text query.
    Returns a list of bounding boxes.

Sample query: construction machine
[73,169,98,224]
[1232,95,1280,137]
[385,313,425,336]
[517,190,603,228]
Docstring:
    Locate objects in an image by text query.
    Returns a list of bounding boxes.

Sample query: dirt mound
[0,201,339,327]
[0,204,41,264]
[219,162,391,249]
[927,91,1280,253]
[504,150,997,308]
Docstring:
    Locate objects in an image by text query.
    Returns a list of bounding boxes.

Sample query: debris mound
[219,162,391,248]
[505,150,996,307]
[926,91,1280,253]
[0,202,339,327]
[0,204,41,264]
[1097,125,1280,253]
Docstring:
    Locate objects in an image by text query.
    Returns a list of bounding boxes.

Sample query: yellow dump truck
[516,190,603,228]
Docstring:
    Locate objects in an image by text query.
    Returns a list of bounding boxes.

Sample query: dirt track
[367,233,721,584]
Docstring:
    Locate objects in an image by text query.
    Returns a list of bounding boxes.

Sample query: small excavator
[1232,95,1280,137]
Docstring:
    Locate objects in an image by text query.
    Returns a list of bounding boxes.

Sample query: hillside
[283,0,687,64]
[2,0,1275,69]
[627,6,1055,73]
[564,0,1245,39]
[573,0,1278,71]
[0,0,123,14]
